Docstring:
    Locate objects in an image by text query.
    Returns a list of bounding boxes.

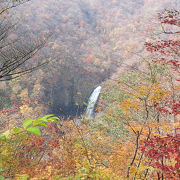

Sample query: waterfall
[85,86,102,119]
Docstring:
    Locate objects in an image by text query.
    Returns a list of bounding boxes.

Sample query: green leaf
[51,116,59,120]
[40,123,47,127]
[13,128,23,133]
[33,119,44,126]
[36,117,48,123]
[47,117,59,122]
[27,126,40,136]
[0,176,5,180]
[1,130,10,138]
[0,134,6,141]
[44,114,54,118]
[23,118,33,129]
[32,115,59,126]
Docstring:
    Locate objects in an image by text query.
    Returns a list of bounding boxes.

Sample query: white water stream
[85,86,102,119]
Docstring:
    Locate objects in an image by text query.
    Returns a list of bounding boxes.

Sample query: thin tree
[0,0,30,15]
[0,0,51,81]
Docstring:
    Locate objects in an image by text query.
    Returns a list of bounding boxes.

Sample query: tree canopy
[0,1,179,179]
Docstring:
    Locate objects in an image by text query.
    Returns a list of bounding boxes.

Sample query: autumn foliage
[0,6,180,180]
[140,134,180,179]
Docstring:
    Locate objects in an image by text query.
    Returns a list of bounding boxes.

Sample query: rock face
[44,65,108,117]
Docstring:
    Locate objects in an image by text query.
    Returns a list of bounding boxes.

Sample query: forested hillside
[0,0,179,179]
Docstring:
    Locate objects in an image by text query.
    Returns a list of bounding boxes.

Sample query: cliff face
[43,64,107,117]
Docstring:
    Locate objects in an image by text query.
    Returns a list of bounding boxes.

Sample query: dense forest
[0,0,179,179]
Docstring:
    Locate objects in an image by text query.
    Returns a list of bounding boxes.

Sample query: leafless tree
[0,0,51,81]
[0,0,30,15]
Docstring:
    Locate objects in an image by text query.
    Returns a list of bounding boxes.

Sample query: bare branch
[0,0,30,15]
